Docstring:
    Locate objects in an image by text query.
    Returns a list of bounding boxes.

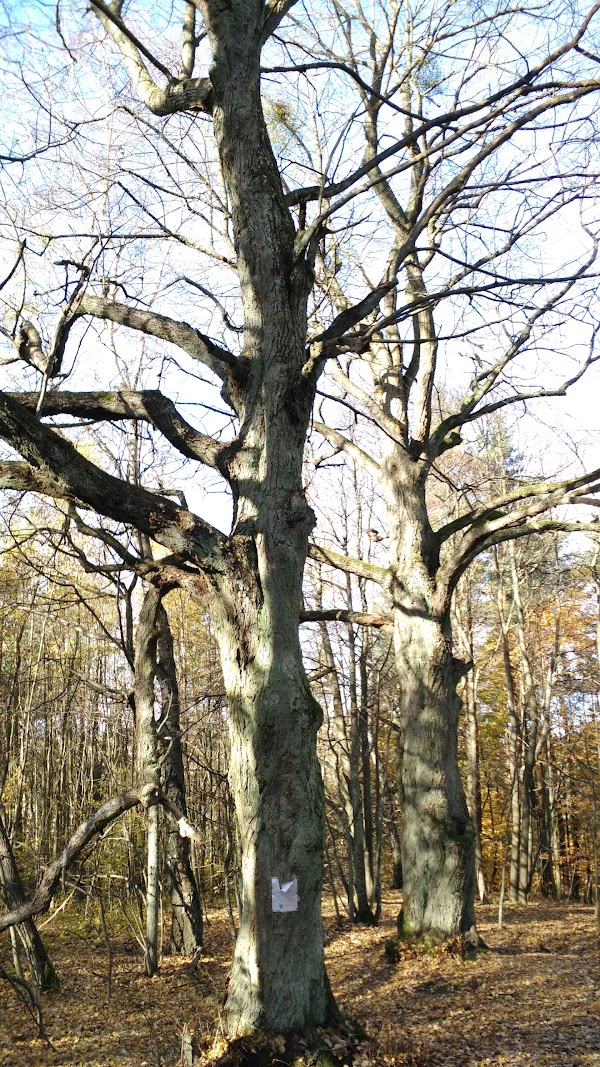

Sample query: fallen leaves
[0,894,599,1066]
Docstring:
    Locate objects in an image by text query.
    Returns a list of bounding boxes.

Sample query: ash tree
[1,0,600,1040]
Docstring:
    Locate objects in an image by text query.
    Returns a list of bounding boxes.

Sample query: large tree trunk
[201,9,331,1033]
[210,547,328,1036]
[383,464,475,941]
[395,609,476,939]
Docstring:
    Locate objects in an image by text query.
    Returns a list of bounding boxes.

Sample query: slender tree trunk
[454,581,488,904]
[464,667,488,904]
[145,802,160,977]
[318,616,376,923]
[346,618,375,923]
[155,603,203,955]
[0,805,59,991]
[494,549,523,903]
[380,764,403,889]
[134,588,161,978]
[358,630,379,914]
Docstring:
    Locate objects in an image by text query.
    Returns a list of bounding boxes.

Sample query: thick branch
[300,607,392,629]
[261,0,299,43]
[89,0,213,116]
[437,477,600,597]
[72,295,236,382]
[0,393,228,574]
[308,542,387,585]
[437,467,600,543]
[311,421,380,479]
[0,461,72,500]
[443,519,600,604]
[10,390,226,468]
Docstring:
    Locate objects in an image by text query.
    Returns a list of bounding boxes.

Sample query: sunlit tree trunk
[384,463,475,941]
[464,673,488,905]
[455,580,488,904]
[209,546,328,1034]
[134,586,164,977]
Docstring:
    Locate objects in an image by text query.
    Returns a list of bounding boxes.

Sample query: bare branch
[9,390,227,468]
[311,420,380,479]
[300,607,392,629]
[88,0,213,116]
[438,474,600,596]
[0,785,200,934]
[308,541,387,585]
[69,294,236,382]
[0,394,229,574]
[0,241,25,293]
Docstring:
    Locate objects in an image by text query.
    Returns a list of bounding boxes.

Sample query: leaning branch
[438,482,600,599]
[9,390,226,468]
[0,394,229,574]
[308,542,387,585]
[0,786,200,934]
[310,421,381,479]
[437,466,600,543]
[70,294,236,381]
[301,607,392,629]
[0,241,26,293]
[89,0,213,116]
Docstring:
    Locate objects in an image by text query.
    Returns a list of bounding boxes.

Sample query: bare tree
[0,0,334,1037]
[304,0,600,941]
[2,0,600,1036]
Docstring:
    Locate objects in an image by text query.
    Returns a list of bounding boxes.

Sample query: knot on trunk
[452,654,472,681]
[288,489,315,532]
[140,783,159,809]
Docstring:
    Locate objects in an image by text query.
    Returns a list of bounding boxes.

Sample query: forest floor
[0,892,599,1067]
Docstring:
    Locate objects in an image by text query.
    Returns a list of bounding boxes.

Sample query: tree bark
[155,602,203,956]
[0,805,59,991]
[464,670,488,904]
[199,7,330,1032]
[385,467,475,940]
[134,587,162,977]
[396,608,476,939]
[209,541,329,1035]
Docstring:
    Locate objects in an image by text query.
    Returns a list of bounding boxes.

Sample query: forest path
[0,893,598,1066]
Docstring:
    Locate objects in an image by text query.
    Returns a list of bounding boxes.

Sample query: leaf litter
[0,893,598,1066]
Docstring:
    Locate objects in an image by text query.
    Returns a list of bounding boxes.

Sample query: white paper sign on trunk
[271,877,298,912]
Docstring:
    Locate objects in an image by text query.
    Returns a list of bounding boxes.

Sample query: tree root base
[201,1023,368,1066]
[388,921,488,962]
